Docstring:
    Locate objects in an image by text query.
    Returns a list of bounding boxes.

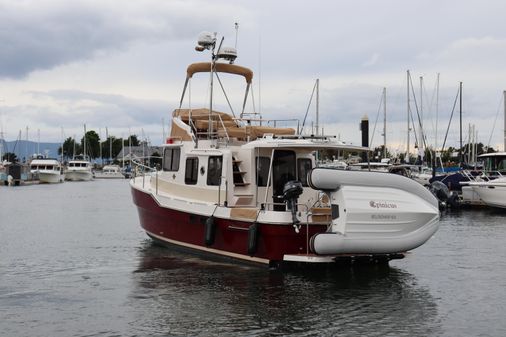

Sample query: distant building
[115,142,162,164]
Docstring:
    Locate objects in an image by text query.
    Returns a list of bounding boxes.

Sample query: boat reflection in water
[130,242,441,336]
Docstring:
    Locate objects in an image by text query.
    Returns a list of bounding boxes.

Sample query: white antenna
[258,33,262,116]
[234,22,239,49]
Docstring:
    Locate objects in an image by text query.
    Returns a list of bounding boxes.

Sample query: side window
[297,158,312,187]
[163,148,180,171]
[499,159,506,172]
[207,156,223,186]
[185,157,199,185]
[255,156,271,187]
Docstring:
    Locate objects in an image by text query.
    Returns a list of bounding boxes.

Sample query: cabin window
[163,148,180,171]
[297,158,312,187]
[185,157,199,185]
[255,156,271,187]
[207,156,222,186]
[47,165,54,170]
[498,159,506,172]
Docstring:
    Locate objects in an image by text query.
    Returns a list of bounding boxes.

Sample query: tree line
[58,132,141,160]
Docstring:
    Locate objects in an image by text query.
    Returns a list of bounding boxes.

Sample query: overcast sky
[1,0,505,154]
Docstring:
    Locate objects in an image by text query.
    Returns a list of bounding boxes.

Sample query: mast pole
[459,82,463,164]
[503,90,506,151]
[316,79,319,136]
[99,128,102,165]
[383,87,387,159]
[25,126,28,162]
[420,76,424,164]
[435,73,440,171]
[406,70,410,163]
[84,124,87,160]
[109,127,112,164]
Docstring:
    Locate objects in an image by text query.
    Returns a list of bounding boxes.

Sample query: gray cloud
[24,89,170,128]
[0,0,245,79]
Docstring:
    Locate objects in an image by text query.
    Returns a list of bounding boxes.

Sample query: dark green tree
[123,134,140,146]
[59,137,81,160]
[2,152,18,162]
[371,145,391,161]
[101,136,125,162]
[81,130,100,159]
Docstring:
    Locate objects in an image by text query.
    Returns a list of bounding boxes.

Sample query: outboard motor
[282,181,303,230]
[429,181,459,209]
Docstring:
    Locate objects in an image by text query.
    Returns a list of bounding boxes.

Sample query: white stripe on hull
[146,230,270,265]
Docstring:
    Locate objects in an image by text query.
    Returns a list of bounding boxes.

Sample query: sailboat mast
[99,128,102,165]
[60,127,64,164]
[406,70,410,163]
[459,82,463,164]
[84,124,87,160]
[420,76,424,164]
[109,127,112,164]
[316,79,319,136]
[503,90,506,151]
[435,73,440,168]
[383,87,386,159]
[25,126,28,162]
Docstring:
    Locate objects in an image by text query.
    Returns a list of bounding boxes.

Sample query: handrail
[267,118,300,132]
[233,117,300,132]
[131,158,158,176]
[216,114,230,144]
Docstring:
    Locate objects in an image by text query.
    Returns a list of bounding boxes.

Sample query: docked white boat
[461,152,506,206]
[94,165,125,179]
[130,31,440,267]
[30,158,64,183]
[467,177,506,208]
[65,157,93,181]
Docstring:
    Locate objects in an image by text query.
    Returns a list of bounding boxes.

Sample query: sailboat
[130,31,440,267]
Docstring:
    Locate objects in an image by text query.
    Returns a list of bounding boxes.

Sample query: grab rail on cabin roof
[232,117,300,132]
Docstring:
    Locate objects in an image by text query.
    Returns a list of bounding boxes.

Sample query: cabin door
[272,150,296,211]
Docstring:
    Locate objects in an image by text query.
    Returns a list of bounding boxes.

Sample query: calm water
[1,180,505,337]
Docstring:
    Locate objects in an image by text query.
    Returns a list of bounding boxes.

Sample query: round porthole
[200,166,205,175]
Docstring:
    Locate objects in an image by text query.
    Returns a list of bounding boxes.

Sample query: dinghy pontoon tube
[307,168,440,255]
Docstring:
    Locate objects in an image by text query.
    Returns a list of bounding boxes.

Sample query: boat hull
[65,170,93,181]
[470,183,506,208]
[131,184,329,264]
[38,171,65,183]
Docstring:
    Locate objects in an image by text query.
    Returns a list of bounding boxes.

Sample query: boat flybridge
[130,31,440,267]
